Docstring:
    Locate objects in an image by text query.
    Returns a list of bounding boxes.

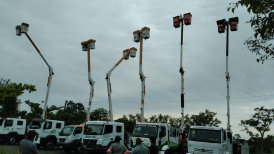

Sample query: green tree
[0,79,36,101]
[55,100,86,125]
[184,109,222,131]
[21,100,62,124]
[233,134,242,144]
[90,107,108,121]
[115,115,136,133]
[228,0,274,63]
[0,79,36,118]
[239,106,274,154]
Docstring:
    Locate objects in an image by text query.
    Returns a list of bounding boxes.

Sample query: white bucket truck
[57,125,84,153]
[82,121,127,153]
[28,119,65,150]
[130,122,180,153]
[0,117,27,144]
[187,126,233,154]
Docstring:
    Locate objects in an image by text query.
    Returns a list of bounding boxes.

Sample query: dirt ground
[0,144,93,154]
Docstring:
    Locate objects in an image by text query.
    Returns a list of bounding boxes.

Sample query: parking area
[0,145,98,154]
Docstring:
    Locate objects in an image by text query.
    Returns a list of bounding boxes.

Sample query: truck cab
[28,118,65,150]
[130,122,179,153]
[0,117,27,145]
[57,125,84,153]
[82,121,125,153]
[187,126,233,154]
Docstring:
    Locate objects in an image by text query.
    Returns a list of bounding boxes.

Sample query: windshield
[59,126,74,136]
[84,124,103,135]
[29,121,42,129]
[188,129,221,143]
[132,124,159,138]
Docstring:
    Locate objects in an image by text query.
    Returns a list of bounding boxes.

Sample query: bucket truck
[57,125,84,153]
[81,48,137,153]
[0,117,27,145]
[16,23,65,150]
[56,39,96,153]
[130,16,193,153]
[187,17,249,154]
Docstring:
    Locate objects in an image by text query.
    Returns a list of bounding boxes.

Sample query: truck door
[169,127,178,148]
[103,124,114,143]
[16,120,25,135]
[4,120,13,133]
[43,121,53,136]
[72,127,82,143]
[0,119,3,131]
[115,125,123,144]
[158,126,167,148]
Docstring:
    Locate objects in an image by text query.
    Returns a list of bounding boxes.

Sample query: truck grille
[83,139,97,148]
[59,138,66,142]
[194,148,214,153]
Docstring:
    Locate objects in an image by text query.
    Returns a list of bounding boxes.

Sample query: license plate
[83,145,87,148]
[59,146,62,148]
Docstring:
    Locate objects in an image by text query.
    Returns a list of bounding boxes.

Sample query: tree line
[1,79,273,154]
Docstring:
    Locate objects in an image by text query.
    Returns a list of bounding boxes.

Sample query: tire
[8,135,16,145]
[64,148,71,153]
[75,143,83,154]
[44,139,54,150]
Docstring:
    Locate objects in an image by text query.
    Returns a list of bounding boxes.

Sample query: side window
[17,121,23,126]
[5,120,13,127]
[223,131,226,140]
[74,127,82,134]
[104,125,113,134]
[160,126,166,137]
[56,123,62,129]
[44,122,52,129]
[116,126,122,133]
[173,128,177,137]
[170,128,175,137]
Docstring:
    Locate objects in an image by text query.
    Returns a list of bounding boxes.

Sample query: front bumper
[57,142,77,149]
[82,144,102,151]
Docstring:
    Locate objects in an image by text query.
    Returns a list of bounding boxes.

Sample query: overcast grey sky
[1,0,273,139]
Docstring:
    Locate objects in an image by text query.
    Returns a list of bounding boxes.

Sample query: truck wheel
[75,143,83,154]
[8,135,16,145]
[64,148,71,153]
[44,139,54,150]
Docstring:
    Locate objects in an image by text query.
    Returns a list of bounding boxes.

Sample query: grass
[0,149,21,154]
